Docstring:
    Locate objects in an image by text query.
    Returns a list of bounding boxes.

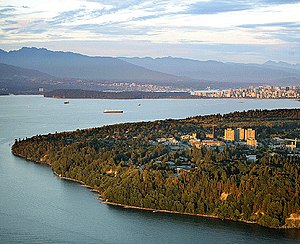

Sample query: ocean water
[0,95,299,244]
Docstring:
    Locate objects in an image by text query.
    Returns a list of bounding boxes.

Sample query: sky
[0,0,300,63]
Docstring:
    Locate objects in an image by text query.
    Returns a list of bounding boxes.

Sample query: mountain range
[0,47,183,82]
[121,57,300,84]
[0,47,299,94]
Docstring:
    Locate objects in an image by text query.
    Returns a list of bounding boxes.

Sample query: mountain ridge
[0,47,299,86]
[0,47,188,82]
[120,56,300,84]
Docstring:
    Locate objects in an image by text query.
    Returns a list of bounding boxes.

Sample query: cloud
[5,20,18,24]
[134,14,165,21]
[86,0,141,9]
[184,1,253,15]
[83,0,143,18]
[0,6,16,18]
[238,22,300,28]
[17,28,47,34]
[259,0,300,5]
[49,8,87,25]
[278,36,300,43]
[1,0,299,63]
[0,13,13,18]
[2,27,18,32]
[237,21,300,45]
[0,7,16,13]
[74,23,154,36]
[183,0,300,15]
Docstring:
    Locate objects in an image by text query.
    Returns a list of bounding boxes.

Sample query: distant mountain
[264,60,300,70]
[121,57,300,84]
[0,47,186,82]
[0,47,299,87]
[0,62,55,93]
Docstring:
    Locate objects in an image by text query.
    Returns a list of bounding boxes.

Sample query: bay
[0,95,299,244]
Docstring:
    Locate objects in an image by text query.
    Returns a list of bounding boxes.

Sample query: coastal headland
[12,109,300,229]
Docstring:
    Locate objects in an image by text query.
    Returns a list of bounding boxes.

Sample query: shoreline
[45,95,299,100]
[12,151,102,195]
[101,201,297,230]
[102,201,257,224]
[53,172,103,195]
[2,93,299,101]
[11,150,298,230]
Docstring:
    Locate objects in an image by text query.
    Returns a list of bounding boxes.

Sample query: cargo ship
[103,109,123,113]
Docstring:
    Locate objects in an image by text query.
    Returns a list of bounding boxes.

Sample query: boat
[103,109,123,114]
[138,103,141,106]
[64,100,69,104]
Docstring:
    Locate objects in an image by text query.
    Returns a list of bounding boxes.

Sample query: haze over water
[0,95,299,244]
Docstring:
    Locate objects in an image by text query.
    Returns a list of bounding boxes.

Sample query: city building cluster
[193,85,300,99]
[224,128,257,147]
[150,126,298,175]
[270,137,298,151]
[153,127,298,157]
[96,82,191,92]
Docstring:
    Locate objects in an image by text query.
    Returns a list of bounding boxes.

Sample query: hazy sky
[0,0,300,63]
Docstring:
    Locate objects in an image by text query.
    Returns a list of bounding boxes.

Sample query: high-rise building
[245,128,255,140]
[224,128,235,141]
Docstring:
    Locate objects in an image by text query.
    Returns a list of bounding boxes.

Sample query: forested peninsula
[44,89,193,99]
[12,109,300,229]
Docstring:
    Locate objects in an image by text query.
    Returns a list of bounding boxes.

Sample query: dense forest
[12,109,300,228]
[44,89,193,99]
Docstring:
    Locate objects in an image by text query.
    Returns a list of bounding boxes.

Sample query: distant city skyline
[0,0,300,63]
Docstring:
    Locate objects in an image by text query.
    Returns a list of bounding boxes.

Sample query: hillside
[0,63,55,93]
[0,62,53,79]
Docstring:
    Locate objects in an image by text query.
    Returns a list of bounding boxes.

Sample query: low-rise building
[246,155,257,162]
[189,139,202,148]
[201,140,225,147]
[206,126,215,139]
[181,133,196,140]
[206,133,214,139]
[38,87,45,92]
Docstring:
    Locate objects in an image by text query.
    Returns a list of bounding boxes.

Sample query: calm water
[0,95,300,244]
